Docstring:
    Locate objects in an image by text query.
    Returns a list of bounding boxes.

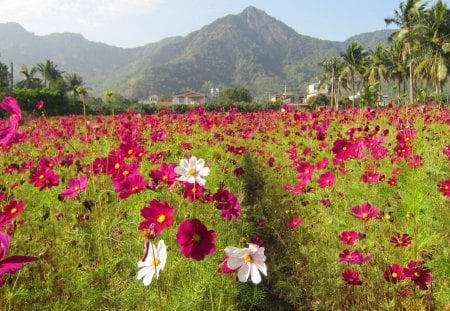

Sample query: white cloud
[0,0,164,34]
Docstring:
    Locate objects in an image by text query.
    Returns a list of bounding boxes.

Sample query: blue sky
[0,0,439,48]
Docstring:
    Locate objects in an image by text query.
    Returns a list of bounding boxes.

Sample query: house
[270,92,297,104]
[306,82,329,99]
[172,90,207,105]
[149,94,159,104]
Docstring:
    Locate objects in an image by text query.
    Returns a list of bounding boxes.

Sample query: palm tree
[36,59,63,88]
[16,65,41,89]
[319,56,344,109]
[366,43,390,105]
[65,73,85,103]
[385,0,427,104]
[414,0,450,96]
[386,40,408,105]
[340,41,369,106]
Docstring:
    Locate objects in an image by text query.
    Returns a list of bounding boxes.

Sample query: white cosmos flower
[174,156,210,186]
[137,239,167,286]
[224,243,267,284]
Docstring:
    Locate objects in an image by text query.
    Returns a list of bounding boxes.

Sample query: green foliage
[12,88,73,115]
[220,88,253,103]
[0,61,10,90]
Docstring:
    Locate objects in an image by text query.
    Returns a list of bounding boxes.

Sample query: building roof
[173,90,207,98]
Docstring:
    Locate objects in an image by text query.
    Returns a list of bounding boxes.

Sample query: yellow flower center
[162,175,168,181]
[414,271,420,278]
[132,186,138,192]
[192,233,201,242]
[188,168,196,176]
[114,163,120,170]
[39,174,45,180]
[10,207,17,214]
[123,170,129,176]
[74,186,79,191]
[153,258,160,267]
[127,149,133,155]
[392,272,398,278]
[244,254,252,263]
[157,214,166,223]
[362,213,368,219]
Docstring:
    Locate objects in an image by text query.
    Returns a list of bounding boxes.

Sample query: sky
[0,0,440,48]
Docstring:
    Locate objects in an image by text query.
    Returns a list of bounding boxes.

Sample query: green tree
[319,56,344,109]
[385,0,427,104]
[366,43,390,104]
[16,65,41,89]
[340,41,369,106]
[0,61,10,91]
[65,73,85,103]
[220,87,253,103]
[36,59,63,88]
[414,0,450,96]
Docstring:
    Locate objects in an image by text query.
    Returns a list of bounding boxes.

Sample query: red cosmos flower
[182,182,204,201]
[339,249,371,264]
[0,200,24,230]
[29,167,59,191]
[0,232,38,287]
[342,269,363,286]
[105,151,125,177]
[296,161,314,181]
[317,172,335,188]
[388,177,398,186]
[59,175,88,200]
[384,263,406,284]
[351,202,380,221]
[233,167,245,177]
[150,130,166,142]
[437,180,450,197]
[117,138,145,159]
[390,232,412,247]
[0,96,22,145]
[338,231,360,246]
[112,162,140,183]
[444,145,450,160]
[394,143,412,158]
[404,260,433,290]
[396,127,417,144]
[360,171,380,183]
[287,217,303,228]
[150,162,177,186]
[139,200,174,237]
[176,219,216,261]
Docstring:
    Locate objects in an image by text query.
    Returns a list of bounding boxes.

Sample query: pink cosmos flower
[0,200,24,230]
[113,173,147,199]
[35,100,44,110]
[0,232,38,287]
[296,161,314,181]
[342,269,363,286]
[139,200,174,237]
[217,256,238,274]
[287,217,303,228]
[29,167,59,191]
[351,202,380,221]
[59,175,88,200]
[384,263,406,284]
[360,171,380,183]
[438,180,450,197]
[212,188,242,220]
[338,231,360,246]
[404,260,433,290]
[149,162,177,187]
[339,249,371,264]
[317,172,335,188]
[0,96,22,145]
[176,219,216,261]
[182,182,203,202]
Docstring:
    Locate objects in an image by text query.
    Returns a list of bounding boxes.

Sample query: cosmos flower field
[0,96,449,310]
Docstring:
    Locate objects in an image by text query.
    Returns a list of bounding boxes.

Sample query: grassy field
[0,99,449,310]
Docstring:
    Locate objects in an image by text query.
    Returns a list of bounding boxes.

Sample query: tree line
[316,0,450,108]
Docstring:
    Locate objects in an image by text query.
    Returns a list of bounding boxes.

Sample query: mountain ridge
[0,7,393,99]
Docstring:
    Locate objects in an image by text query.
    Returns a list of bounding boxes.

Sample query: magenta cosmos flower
[404,260,433,290]
[339,249,371,264]
[338,231,361,246]
[0,200,24,230]
[139,200,174,237]
[341,269,363,286]
[384,263,406,284]
[317,171,335,188]
[176,219,216,261]
[287,217,303,228]
[390,232,412,247]
[59,175,88,200]
[0,96,22,145]
[351,202,380,221]
[0,232,38,287]
[438,180,450,197]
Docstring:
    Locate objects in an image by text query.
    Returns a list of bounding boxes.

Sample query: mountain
[0,7,393,99]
